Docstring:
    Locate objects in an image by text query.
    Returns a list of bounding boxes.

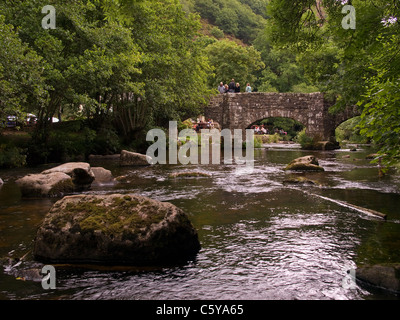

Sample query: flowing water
[1,144,400,300]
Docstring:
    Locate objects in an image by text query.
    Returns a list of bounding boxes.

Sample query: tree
[1,0,212,161]
[100,0,213,142]
[358,34,400,166]
[265,0,400,166]
[0,15,46,130]
[205,39,265,89]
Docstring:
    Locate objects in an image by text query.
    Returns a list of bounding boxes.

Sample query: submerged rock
[16,172,74,198]
[33,194,201,266]
[365,153,380,160]
[120,150,151,167]
[284,155,324,172]
[283,176,317,186]
[356,264,400,294]
[314,141,340,151]
[169,171,211,179]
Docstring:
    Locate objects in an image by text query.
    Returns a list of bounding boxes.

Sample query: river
[1,143,400,300]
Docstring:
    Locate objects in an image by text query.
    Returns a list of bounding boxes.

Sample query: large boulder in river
[284,155,324,172]
[120,150,151,167]
[33,194,201,266]
[16,172,74,198]
[356,264,400,293]
[0,178,3,186]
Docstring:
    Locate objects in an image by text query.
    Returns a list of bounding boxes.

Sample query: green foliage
[242,136,263,149]
[254,136,263,148]
[253,28,319,93]
[192,0,267,43]
[210,26,224,39]
[0,144,27,168]
[266,0,400,166]
[47,123,96,162]
[0,0,213,165]
[260,117,304,139]
[295,129,314,149]
[205,39,265,88]
[262,134,281,143]
[359,77,400,166]
[91,126,121,156]
[0,15,46,125]
[335,117,368,145]
[290,83,319,94]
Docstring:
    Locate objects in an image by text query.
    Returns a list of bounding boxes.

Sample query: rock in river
[356,263,400,294]
[41,162,95,189]
[16,172,74,198]
[283,176,317,186]
[91,167,115,185]
[120,150,151,167]
[284,155,324,172]
[33,194,201,266]
[169,171,211,179]
[16,162,97,197]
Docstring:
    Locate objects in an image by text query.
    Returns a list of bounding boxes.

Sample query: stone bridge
[204,92,359,142]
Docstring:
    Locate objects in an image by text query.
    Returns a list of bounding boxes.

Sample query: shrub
[210,26,224,39]
[294,129,315,149]
[0,144,26,168]
[91,127,121,155]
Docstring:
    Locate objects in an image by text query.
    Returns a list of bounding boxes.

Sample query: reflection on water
[1,145,400,300]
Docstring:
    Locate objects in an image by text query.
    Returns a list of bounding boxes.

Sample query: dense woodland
[0,0,399,168]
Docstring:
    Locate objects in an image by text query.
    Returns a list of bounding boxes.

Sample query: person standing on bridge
[218,82,225,94]
[246,83,252,93]
[228,79,236,93]
[235,82,241,93]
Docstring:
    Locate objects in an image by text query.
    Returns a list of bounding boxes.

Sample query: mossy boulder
[356,263,400,294]
[33,194,201,266]
[15,172,74,198]
[284,155,324,172]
